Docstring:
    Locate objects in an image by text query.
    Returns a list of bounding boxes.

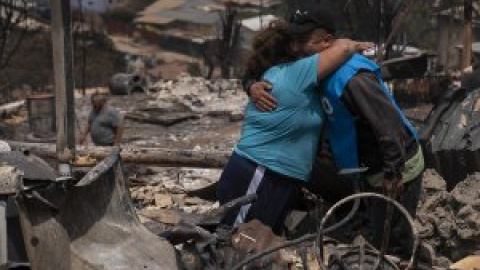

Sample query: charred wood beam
[462,0,473,69]
[7,141,230,168]
[124,112,199,126]
[51,0,76,163]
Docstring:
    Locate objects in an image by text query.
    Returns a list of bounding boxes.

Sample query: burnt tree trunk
[218,4,241,79]
[0,0,28,70]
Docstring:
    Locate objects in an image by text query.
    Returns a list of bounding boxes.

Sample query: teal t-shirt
[235,54,324,181]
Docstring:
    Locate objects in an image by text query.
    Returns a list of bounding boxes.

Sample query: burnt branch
[0,0,29,70]
[216,4,241,78]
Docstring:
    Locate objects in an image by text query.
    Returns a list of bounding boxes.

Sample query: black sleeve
[241,78,256,96]
[342,71,411,179]
[461,69,480,90]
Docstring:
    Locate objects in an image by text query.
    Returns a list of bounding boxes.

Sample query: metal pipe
[318,193,419,270]
[229,197,361,270]
[322,198,360,234]
[321,168,366,234]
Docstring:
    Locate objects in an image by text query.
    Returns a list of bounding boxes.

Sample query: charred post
[50,0,76,164]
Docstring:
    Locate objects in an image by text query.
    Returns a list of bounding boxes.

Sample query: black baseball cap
[286,5,336,36]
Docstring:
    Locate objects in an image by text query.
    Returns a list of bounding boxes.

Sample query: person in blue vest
[216,18,372,235]
[245,5,425,261]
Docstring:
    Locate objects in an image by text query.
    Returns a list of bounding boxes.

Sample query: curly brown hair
[244,19,299,82]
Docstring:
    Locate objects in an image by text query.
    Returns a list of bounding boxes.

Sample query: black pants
[216,152,300,234]
[368,174,423,259]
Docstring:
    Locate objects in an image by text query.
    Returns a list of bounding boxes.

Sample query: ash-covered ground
[417,170,480,267]
[3,76,479,268]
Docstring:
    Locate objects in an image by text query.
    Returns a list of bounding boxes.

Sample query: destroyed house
[134,0,220,57]
[134,0,283,58]
[435,3,480,70]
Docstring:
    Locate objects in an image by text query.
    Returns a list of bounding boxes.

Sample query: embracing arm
[247,39,372,111]
[317,39,372,79]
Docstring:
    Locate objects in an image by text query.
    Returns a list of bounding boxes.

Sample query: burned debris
[0,151,180,270]
[421,86,480,190]
[1,0,480,269]
[416,170,480,265]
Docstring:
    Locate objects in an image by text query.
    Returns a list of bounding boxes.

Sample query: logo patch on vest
[321,97,334,116]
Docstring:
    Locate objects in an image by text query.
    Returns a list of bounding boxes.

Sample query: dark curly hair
[243,19,299,82]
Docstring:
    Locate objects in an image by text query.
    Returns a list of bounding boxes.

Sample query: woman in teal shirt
[217,18,371,233]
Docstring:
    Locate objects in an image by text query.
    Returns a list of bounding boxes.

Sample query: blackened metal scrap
[16,150,180,270]
[419,86,466,142]
[421,86,480,190]
[330,247,355,270]
[25,190,59,211]
[76,150,120,187]
[328,244,399,270]
[0,151,56,181]
[161,220,217,246]
[318,193,418,270]
[109,73,147,95]
[197,193,257,226]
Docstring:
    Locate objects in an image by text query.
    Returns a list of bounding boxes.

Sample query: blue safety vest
[321,54,418,169]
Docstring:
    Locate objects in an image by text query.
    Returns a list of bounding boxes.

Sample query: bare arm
[317,39,373,79]
[79,123,90,145]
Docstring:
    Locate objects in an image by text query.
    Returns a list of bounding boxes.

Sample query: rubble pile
[417,169,480,266]
[152,74,247,121]
[126,166,480,268]
[57,75,480,267]
[128,166,221,214]
[70,77,245,152]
